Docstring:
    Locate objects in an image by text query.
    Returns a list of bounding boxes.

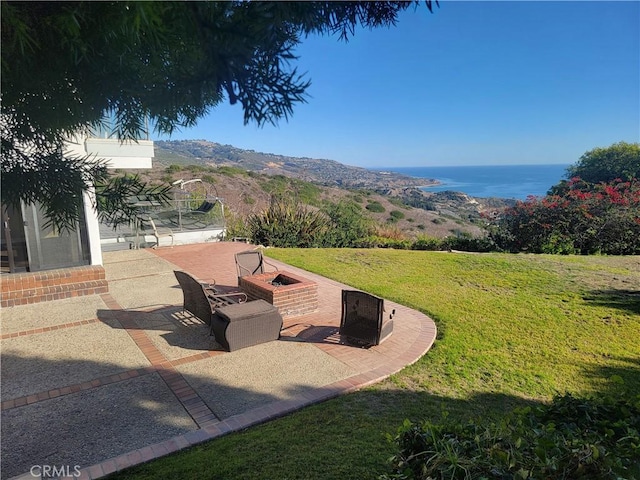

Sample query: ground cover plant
[385,394,640,479]
[109,250,639,480]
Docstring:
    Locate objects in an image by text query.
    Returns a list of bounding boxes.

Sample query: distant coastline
[378,164,570,200]
[374,169,441,188]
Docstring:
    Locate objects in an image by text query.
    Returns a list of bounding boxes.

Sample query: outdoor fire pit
[239,271,318,318]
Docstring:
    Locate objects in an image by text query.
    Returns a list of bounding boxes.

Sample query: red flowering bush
[487,177,640,254]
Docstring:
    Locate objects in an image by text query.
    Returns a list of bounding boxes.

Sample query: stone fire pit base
[239,271,318,318]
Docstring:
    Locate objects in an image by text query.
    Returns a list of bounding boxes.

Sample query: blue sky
[155,1,639,168]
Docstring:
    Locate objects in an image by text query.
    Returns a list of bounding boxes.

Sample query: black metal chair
[234,250,278,280]
[339,290,394,346]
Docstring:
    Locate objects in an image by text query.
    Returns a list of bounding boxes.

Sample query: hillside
[154,139,432,190]
[137,139,515,239]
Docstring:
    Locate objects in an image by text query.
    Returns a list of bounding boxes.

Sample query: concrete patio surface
[1,242,437,480]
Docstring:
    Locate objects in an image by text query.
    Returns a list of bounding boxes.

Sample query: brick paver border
[99,293,222,428]
[0,318,101,340]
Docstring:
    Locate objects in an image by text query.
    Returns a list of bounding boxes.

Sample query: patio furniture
[148,217,174,249]
[211,299,283,352]
[177,200,217,227]
[193,200,215,213]
[339,290,394,346]
[174,270,247,325]
[235,249,278,281]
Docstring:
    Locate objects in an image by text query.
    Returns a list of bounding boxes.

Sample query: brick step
[0,265,108,307]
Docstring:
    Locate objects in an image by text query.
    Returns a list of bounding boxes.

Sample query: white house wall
[84,138,154,169]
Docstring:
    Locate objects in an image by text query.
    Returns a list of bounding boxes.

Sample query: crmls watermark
[30,465,82,478]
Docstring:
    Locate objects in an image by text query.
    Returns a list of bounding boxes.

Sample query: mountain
[154,140,434,190]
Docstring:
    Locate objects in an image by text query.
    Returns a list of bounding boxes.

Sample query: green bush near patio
[384,393,640,480]
[108,250,640,480]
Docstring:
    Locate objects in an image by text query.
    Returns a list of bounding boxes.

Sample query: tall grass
[110,250,639,480]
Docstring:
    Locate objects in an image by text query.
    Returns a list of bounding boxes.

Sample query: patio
[0,242,436,480]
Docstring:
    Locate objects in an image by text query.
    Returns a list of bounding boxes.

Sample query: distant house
[1,133,154,306]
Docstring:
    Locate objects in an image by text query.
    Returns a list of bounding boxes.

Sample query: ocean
[383,164,571,200]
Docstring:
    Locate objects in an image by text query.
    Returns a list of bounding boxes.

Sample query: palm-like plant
[248,196,328,247]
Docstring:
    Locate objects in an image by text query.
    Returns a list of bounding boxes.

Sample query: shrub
[321,200,374,247]
[445,233,495,252]
[384,394,640,480]
[200,174,217,184]
[411,236,443,251]
[540,233,578,255]
[247,197,327,247]
[389,210,405,221]
[381,239,412,249]
[165,164,183,173]
[389,197,411,209]
[241,194,256,205]
[487,178,640,254]
[358,236,411,249]
[366,201,386,213]
[224,212,250,239]
[218,165,247,176]
[375,225,407,241]
[260,175,321,205]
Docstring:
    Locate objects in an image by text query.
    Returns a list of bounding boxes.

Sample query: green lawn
[110,250,640,480]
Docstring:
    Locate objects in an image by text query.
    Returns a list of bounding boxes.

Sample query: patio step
[0,265,108,307]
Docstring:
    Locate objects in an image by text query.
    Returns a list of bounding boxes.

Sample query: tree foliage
[567,141,640,184]
[95,174,172,230]
[550,142,640,196]
[1,1,437,230]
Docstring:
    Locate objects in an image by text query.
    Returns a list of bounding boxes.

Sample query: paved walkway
[1,243,436,480]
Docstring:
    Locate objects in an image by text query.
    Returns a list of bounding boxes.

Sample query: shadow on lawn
[343,353,640,432]
[583,288,640,315]
[102,364,640,480]
[581,354,640,393]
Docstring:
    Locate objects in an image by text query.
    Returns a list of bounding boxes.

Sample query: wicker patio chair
[234,249,278,280]
[339,290,394,346]
[173,270,247,325]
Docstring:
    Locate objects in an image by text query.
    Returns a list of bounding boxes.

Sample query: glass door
[21,202,90,271]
